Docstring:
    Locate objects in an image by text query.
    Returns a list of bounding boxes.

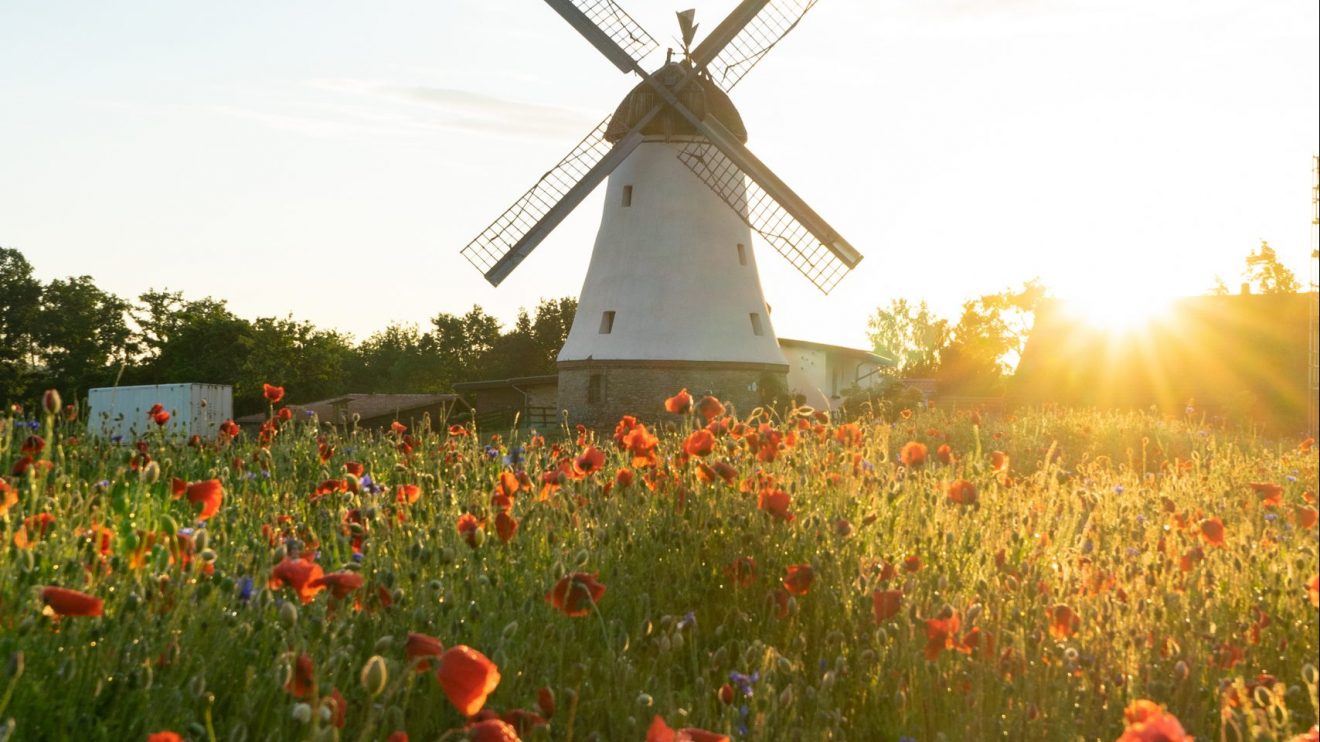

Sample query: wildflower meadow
[1,386,1317,741]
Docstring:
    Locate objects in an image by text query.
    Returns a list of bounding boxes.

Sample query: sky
[2,0,1317,350]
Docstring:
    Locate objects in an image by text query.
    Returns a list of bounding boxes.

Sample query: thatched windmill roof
[605,62,748,143]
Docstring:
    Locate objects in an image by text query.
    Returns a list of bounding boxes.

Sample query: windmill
[460,0,864,427]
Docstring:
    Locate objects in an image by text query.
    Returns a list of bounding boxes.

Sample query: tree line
[865,241,1305,397]
[0,247,576,414]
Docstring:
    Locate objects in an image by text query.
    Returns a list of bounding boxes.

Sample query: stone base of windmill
[557,360,789,430]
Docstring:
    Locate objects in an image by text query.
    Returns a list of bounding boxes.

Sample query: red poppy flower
[646,715,730,742]
[725,556,757,587]
[152,410,171,425]
[899,441,927,467]
[990,451,1009,472]
[947,479,977,505]
[20,435,44,456]
[466,718,520,742]
[0,481,15,519]
[396,484,421,505]
[497,471,521,497]
[623,425,659,468]
[147,733,184,742]
[276,407,293,423]
[387,734,409,742]
[696,395,725,423]
[546,572,606,617]
[757,487,794,523]
[405,632,445,671]
[936,444,954,464]
[286,653,315,697]
[495,511,518,544]
[1301,437,1315,453]
[1117,699,1191,742]
[1250,482,1284,508]
[448,424,468,437]
[324,687,347,728]
[615,468,634,488]
[436,645,501,717]
[1047,604,1079,639]
[41,586,103,617]
[220,419,241,437]
[683,429,715,458]
[1309,574,1319,608]
[902,555,922,572]
[457,513,483,548]
[782,564,813,596]
[263,383,285,404]
[664,388,693,414]
[311,571,364,600]
[573,446,606,477]
[1199,517,1225,547]
[1295,506,1319,529]
[924,612,961,661]
[185,479,224,521]
[271,557,326,604]
[872,589,903,623]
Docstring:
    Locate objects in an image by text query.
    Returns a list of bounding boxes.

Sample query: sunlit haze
[2,0,1316,350]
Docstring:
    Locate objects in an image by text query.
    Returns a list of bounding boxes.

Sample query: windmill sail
[461,114,632,284]
[693,0,818,91]
[542,0,658,73]
[676,140,856,294]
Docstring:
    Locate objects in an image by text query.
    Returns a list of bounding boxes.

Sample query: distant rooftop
[236,393,465,425]
[778,337,894,366]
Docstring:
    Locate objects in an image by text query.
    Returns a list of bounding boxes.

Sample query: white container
[87,383,233,441]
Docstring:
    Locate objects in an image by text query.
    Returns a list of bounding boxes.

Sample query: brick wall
[557,360,787,429]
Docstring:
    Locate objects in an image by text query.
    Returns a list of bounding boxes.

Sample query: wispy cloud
[204,78,598,144]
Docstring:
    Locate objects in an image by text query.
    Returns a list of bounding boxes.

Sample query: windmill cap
[605,62,748,144]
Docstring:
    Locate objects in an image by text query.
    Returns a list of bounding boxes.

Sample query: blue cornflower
[1113,485,1125,494]
[238,576,254,603]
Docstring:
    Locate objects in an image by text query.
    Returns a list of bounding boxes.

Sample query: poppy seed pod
[291,703,312,724]
[43,389,61,416]
[360,655,388,698]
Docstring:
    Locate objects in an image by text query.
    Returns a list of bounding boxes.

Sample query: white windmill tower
[460,0,864,427]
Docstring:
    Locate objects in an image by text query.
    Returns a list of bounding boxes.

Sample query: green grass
[1,400,1316,741]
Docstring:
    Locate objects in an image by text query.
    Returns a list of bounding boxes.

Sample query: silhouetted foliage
[0,247,577,412]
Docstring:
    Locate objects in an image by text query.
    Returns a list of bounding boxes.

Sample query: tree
[939,279,1048,395]
[431,305,503,384]
[235,316,353,413]
[0,248,43,403]
[1243,240,1300,294]
[32,276,133,397]
[349,323,446,394]
[865,298,948,377]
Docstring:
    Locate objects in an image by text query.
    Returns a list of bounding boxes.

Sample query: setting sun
[1058,293,1176,334]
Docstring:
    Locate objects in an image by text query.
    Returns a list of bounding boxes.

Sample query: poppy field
[1,386,1318,742]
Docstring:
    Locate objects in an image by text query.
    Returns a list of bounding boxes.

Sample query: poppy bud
[279,602,299,627]
[142,461,161,484]
[636,693,653,708]
[291,703,312,724]
[1173,661,1189,680]
[778,686,794,707]
[501,621,518,640]
[194,530,208,552]
[43,389,61,416]
[360,655,388,698]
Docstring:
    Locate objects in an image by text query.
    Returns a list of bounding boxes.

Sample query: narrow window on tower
[587,373,604,404]
[599,311,615,334]
[736,243,747,266]
[750,313,763,336]
[621,185,633,207]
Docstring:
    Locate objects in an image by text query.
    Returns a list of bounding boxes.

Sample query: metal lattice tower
[1309,154,1319,436]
